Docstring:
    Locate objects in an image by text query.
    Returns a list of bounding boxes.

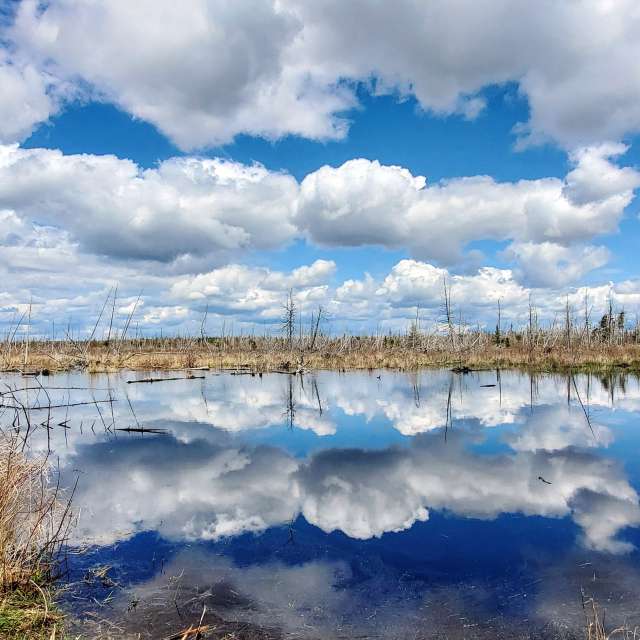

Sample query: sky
[1,0,640,337]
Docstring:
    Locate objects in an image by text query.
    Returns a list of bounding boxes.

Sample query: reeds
[583,595,639,640]
[1,328,639,374]
[3,289,640,373]
[0,433,73,639]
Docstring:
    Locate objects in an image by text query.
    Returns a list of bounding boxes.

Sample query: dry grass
[0,434,73,639]
[1,333,639,374]
[3,292,640,374]
[583,595,639,640]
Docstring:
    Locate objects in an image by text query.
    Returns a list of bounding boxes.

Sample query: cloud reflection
[66,427,640,553]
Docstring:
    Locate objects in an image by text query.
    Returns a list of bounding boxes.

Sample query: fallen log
[126,375,205,384]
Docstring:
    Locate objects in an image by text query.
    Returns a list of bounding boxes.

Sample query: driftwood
[126,375,205,384]
[163,624,210,640]
[114,427,168,435]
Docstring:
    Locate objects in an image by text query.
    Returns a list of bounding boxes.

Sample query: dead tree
[282,289,296,350]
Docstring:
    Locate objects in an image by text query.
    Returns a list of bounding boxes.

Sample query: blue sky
[2,1,640,335]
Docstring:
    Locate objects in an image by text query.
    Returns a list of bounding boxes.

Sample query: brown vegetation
[1,328,639,374]
[0,434,73,639]
[583,594,639,640]
[3,286,640,374]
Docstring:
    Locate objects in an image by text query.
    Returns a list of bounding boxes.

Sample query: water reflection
[62,423,638,552]
[4,368,640,638]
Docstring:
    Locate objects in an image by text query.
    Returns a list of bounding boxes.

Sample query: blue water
[7,368,640,638]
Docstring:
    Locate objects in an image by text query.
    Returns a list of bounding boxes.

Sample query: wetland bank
[3,319,640,375]
[2,366,640,639]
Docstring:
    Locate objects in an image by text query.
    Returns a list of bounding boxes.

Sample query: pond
[5,368,640,638]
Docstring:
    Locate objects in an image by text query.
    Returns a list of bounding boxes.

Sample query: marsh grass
[3,288,640,374]
[3,284,640,375]
[0,587,63,639]
[583,595,639,640]
[2,333,639,374]
[0,434,74,639]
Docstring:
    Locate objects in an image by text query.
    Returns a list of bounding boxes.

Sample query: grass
[3,293,640,374]
[583,595,639,640]
[0,588,63,639]
[0,434,73,639]
[1,333,640,374]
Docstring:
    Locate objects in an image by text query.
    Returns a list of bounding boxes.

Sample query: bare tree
[565,295,572,350]
[442,276,454,347]
[309,305,323,351]
[200,303,209,343]
[282,289,296,349]
[583,289,591,346]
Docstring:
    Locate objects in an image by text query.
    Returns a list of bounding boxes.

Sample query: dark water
[6,369,640,638]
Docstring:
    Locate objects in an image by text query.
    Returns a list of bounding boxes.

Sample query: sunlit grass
[1,335,639,374]
[0,586,63,639]
[0,435,73,639]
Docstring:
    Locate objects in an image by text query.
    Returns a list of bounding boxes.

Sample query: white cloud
[296,148,639,264]
[5,1,640,148]
[1,143,636,272]
[0,143,638,334]
[7,0,353,148]
[506,242,610,288]
[334,260,530,326]
[0,56,58,142]
[297,159,425,248]
[564,144,640,205]
[0,145,298,262]
[142,305,190,326]
[170,260,334,317]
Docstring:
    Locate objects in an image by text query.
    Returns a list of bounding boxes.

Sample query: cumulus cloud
[0,142,638,334]
[0,224,335,337]
[171,260,335,316]
[0,145,298,262]
[6,0,354,148]
[4,1,640,149]
[505,242,610,288]
[331,260,530,326]
[296,148,639,266]
[1,143,637,271]
[0,56,59,142]
[564,144,640,205]
[384,261,527,307]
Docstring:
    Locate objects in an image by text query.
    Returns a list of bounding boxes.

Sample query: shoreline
[2,341,640,375]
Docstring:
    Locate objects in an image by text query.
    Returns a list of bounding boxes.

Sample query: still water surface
[7,368,640,638]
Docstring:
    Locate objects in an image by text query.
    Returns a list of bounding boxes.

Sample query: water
[5,368,640,638]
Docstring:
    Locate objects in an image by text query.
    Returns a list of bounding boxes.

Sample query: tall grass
[0,433,73,639]
[1,326,639,374]
[3,291,640,372]
[583,595,639,640]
